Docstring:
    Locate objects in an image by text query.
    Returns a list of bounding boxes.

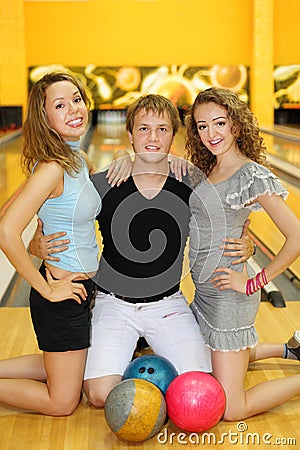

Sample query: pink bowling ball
[165,371,226,432]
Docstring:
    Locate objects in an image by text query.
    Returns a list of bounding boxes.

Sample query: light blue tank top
[36,141,101,273]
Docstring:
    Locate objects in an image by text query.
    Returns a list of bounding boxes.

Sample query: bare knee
[215,382,247,421]
[83,380,108,408]
[223,409,241,422]
[222,401,247,422]
[83,376,120,409]
[86,390,106,408]
[45,397,80,417]
[50,404,77,417]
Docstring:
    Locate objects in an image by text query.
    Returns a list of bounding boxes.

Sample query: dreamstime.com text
[157,422,297,446]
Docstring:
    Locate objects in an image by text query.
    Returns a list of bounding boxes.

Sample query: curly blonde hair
[22,72,92,176]
[185,87,269,176]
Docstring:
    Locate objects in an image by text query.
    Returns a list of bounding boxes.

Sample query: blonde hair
[126,94,181,136]
[185,87,269,175]
[22,72,92,176]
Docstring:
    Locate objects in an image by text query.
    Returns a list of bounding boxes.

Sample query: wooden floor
[0,303,299,450]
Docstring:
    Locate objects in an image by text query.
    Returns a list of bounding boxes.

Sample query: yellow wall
[2,0,300,122]
[274,0,300,64]
[23,0,300,67]
[251,0,274,126]
[24,0,252,67]
[0,0,27,115]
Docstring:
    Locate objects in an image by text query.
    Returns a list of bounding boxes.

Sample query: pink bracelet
[246,279,251,296]
[250,277,256,294]
[246,277,255,295]
[246,268,269,296]
[255,272,262,289]
[261,268,268,285]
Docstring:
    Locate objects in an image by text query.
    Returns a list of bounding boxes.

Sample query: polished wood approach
[0,303,299,450]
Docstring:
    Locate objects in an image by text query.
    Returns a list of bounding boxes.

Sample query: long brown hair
[21,72,92,176]
[185,87,269,176]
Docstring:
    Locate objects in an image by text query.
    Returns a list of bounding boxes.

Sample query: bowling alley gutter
[266,154,300,180]
[260,126,300,179]
[261,125,300,143]
[0,130,22,148]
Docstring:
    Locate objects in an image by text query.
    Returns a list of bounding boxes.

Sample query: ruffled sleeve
[225,162,289,211]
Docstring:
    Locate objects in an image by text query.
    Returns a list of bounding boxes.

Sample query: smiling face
[128,109,174,165]
[194,102,239,158]
[45,80,88,142]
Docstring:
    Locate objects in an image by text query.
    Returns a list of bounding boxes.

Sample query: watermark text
[157,422,297,446]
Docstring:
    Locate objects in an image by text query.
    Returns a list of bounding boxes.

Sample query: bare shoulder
[27,161,65,197]
[33,160,64,178]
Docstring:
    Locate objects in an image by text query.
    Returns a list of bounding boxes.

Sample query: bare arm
[168,155,188,182]
[106,149,133,187]
[257,194,300,281]
[212,194,300,293]
[29,218,69,262]
[0,180,27,218]
[0,163,86,303]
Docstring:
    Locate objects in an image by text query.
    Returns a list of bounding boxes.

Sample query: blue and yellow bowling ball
[104,378,167,442]
[123,354,178,394]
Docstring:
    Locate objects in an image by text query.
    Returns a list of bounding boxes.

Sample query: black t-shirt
[91,171,192,298]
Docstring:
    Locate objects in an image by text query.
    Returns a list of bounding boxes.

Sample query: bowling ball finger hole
[147,368,155,374]
[139,367,146,373]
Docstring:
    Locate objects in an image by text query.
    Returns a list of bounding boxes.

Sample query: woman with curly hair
[185,87,300,420]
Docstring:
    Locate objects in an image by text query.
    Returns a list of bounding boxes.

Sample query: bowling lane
[248,178,300,281]
[261,128,300,183]
[86,118,130,170]
[0,132,25,209]
[0,132,38,303]
[255,129,300,281]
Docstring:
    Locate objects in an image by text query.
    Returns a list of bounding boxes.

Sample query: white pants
[84,291,212,380]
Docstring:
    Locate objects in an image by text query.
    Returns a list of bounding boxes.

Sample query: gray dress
[189,162,288,351]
